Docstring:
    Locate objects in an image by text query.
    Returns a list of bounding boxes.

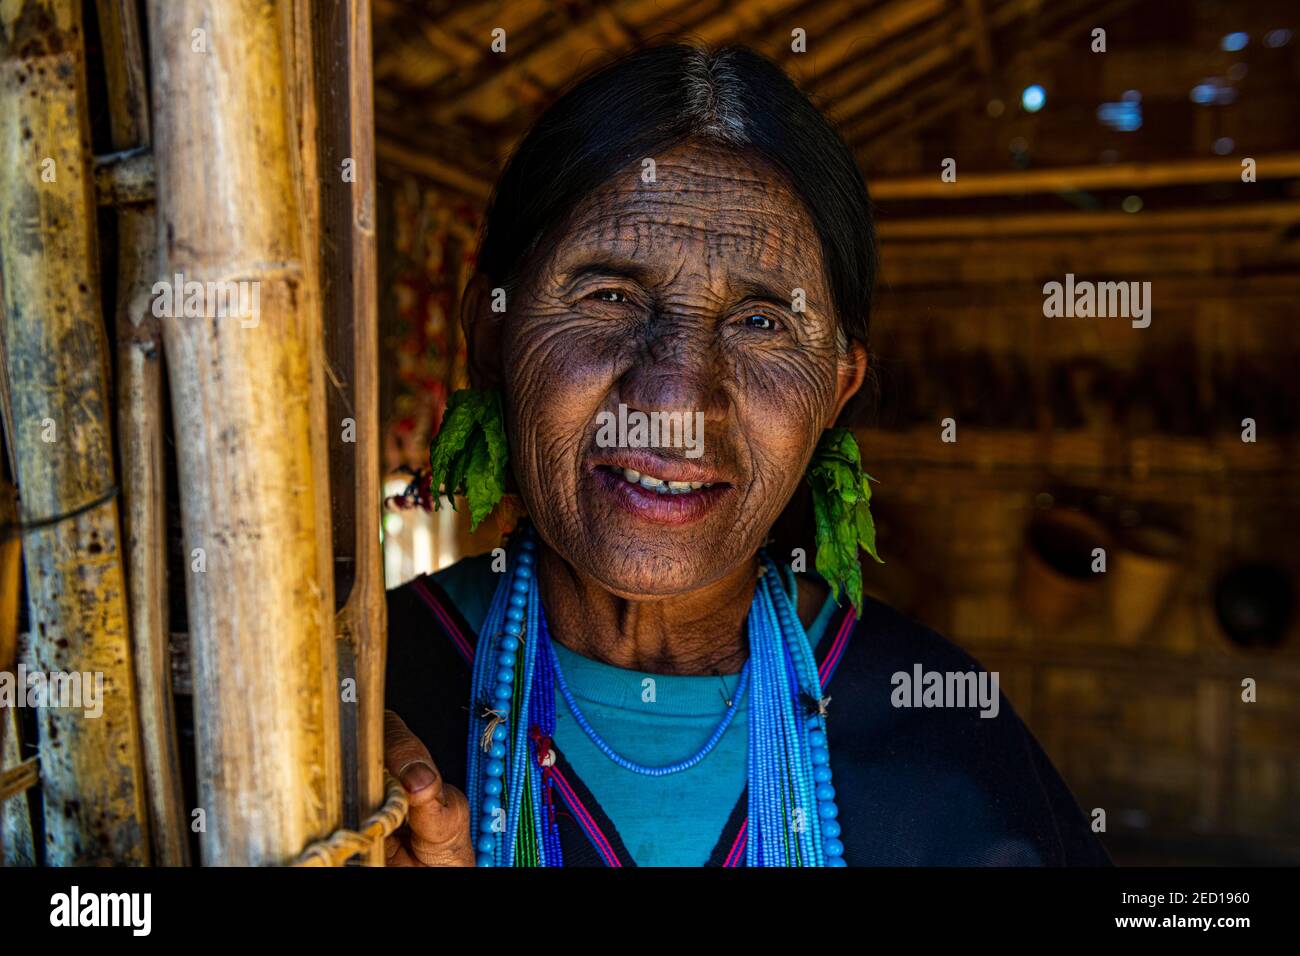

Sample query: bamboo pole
[146,0,341,865]
[96,0,189,866]
[286,0,344,841]
[0,0,150,864]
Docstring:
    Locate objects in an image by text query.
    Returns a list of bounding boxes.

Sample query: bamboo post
[0,0,151,864]
[146,0,341,865]
[95,0,190,866]
[313,0,386,861]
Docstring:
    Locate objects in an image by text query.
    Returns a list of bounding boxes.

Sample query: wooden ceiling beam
[375,136,493,200]
[433,0,706,126]
[779,0,948,87]
[876,202,1300,239]
[871,154,1300,199]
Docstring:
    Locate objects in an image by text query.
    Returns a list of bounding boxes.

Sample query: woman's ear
[460,273,504,390]
[826,339,869,428]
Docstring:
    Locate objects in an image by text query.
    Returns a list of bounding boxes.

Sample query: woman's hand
[383,710,475,866]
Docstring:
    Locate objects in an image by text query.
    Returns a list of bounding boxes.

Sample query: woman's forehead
[547,142,826,294]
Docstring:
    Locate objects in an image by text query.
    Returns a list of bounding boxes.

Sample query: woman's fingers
[383,710,475,867]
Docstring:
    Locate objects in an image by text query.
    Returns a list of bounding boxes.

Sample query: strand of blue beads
[474,531,536,866]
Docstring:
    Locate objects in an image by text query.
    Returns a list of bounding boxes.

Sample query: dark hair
[475,43,876,348]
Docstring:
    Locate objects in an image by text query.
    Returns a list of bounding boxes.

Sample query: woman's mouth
[588,459,733,526]
[607,466,716,495]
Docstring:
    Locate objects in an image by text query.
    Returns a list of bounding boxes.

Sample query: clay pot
[1021,508,1112,629]
[1109,525,1183,644]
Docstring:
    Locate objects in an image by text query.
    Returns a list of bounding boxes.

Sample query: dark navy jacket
[385,569,1111,867]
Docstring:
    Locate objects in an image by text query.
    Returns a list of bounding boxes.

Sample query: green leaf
[427,388,508,532]
[808,428,882,615]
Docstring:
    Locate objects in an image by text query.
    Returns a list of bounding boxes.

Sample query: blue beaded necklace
[466,525,845,866]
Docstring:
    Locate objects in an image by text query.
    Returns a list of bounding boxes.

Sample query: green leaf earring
[427,387,509,532]
[807,427,883,615]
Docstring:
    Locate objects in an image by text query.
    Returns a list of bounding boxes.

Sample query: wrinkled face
[486,140,859,597]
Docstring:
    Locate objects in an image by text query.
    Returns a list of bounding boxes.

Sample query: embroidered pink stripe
[723,818,748,867]
[817,609,856,686]
[410,578,475,664]
[550,766,622,867]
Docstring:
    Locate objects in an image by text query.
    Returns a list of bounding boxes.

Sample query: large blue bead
[818,801,839,820]
[500,636,520,652]
[494,682,513,700]
[510,578,529,594]
[482,795,501,816]
[506,607,525,623]
[826,857,847,868]
[484,777,503,795]
[503,621,523,636]
[476,854,494,867]
[824,837,845,858]
[492,724,508,742]
[476,834,495,854]
[810,747,830,767]
[813,765,833,783]
[821,819,841,839]
[485,759,504,778]
[497,651,516,668]
[808,730,827,748]
[489,742,506,759]
[518,547,535,562]
[497,668,514,684]
[515,565,533,581]
[508,594,527,609]
[816,782,836,801]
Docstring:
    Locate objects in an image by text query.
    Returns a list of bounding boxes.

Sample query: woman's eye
[742,313,777,331]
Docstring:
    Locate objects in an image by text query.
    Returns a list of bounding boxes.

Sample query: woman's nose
[619,334,730,426]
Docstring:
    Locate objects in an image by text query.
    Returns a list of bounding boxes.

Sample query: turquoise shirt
[434,555,838,866]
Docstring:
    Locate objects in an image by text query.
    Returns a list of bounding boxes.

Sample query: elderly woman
[382,44,1108,867]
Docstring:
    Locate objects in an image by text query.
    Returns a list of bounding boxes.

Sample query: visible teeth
[613,466,714,493]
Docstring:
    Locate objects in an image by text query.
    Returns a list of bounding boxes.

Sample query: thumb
[383,710,474,866]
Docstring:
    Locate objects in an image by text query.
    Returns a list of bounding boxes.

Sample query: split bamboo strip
[0,481,20,866]
[292,772,408,867]
[1,708,36,865]
[0,0,150,864]
[96,0,189,867]
[0,757,38,804]
[92,146,154,206]
[147,0,341,865]
[313,0,386,863]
